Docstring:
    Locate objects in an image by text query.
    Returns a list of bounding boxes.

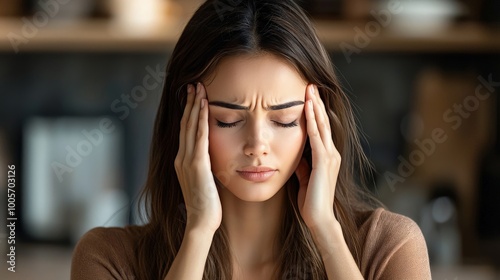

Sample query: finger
[185,83,203,158]
[309,85,335,152]
[305,94,325,161]
[309,85,329,145]
[311,86,341,198]
[194,85,209,161]
[314,85,332,135]
[178,84,195,161]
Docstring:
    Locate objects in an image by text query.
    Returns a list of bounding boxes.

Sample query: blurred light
[388,0,464,35]
[432,196,455,224]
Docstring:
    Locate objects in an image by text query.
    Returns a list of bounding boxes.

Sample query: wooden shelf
[0,18,188,53]
[1,17,500,53]
[314,20,500,53]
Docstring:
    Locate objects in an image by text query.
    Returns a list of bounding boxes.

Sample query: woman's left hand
[295,84,341,230]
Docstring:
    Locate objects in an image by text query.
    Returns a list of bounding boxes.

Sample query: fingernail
[310,85,315,96]
[187,84,193,93]
[196,83,201,95]
[201,99,205,108]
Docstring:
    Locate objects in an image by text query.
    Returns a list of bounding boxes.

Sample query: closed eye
[274,120,298,128]
[216,120,241,128]
[216,120,298,128]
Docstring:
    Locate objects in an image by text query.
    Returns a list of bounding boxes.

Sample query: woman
[71,0,431,279]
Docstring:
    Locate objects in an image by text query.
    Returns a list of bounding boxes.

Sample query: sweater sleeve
[71,227,137,280]
[360,208,432,280]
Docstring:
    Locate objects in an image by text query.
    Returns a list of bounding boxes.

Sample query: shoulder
[71,225,145,280]
[75,225,144,248]
[357,208,431,280]
[358,207,421,242]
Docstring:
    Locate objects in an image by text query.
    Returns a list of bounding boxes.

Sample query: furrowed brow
[208,100,304,111]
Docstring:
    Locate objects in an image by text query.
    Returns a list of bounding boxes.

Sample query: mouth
[236,166,277,182]
[237,166,276,172]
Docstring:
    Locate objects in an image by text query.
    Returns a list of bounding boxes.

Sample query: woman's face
[205,54,308,202]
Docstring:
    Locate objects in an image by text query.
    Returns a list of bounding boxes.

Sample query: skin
[170,53,364,279]
[206,54,308,203]
[205,54,307,278]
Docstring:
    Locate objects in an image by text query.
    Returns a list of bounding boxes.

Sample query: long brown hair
[136,0,379,279]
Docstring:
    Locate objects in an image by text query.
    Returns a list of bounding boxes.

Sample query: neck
[219,186,287,270]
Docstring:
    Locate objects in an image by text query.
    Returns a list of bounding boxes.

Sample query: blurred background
[0,0,499,279]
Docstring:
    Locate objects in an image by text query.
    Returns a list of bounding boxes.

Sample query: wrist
[308,215,341,238]
[185,224,217,238]
[309,219,345,260]
[182,226,216,253]
[309,220,365,279]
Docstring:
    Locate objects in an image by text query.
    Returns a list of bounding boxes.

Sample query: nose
[243,125,270,158]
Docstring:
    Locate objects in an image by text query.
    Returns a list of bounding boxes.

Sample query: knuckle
[174,158,182,170]
[196,127,204,139]
[310,129,319,137]
[332,148,341,158]
[181,160,191,171]
[192,153,203,163]
[326,151,335,161]
[186,119,193,131]
[330,152,341,166]
[180,111,188,123]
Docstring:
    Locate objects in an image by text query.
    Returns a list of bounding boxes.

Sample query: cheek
[208,128,235,169]
[208,129,223,156]
[208,129,241,185]
[273,123,307,158]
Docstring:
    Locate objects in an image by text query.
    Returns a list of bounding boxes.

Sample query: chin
[219,176,287,202]
[231,188,279,202]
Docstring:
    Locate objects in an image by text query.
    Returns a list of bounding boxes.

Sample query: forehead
[204,54,308,102]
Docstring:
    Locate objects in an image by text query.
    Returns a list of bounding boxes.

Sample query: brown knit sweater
[71,208,431,279]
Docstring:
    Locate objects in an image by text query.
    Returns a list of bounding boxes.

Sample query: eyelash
[216,120,298,128]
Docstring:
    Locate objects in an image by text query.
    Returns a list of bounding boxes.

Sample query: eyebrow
[208,100,304,111]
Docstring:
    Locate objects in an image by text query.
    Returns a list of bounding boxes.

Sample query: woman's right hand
[175,82,222,234]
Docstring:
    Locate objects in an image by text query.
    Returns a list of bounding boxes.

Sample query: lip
[237,166,276,172]
[236,166,277,182]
